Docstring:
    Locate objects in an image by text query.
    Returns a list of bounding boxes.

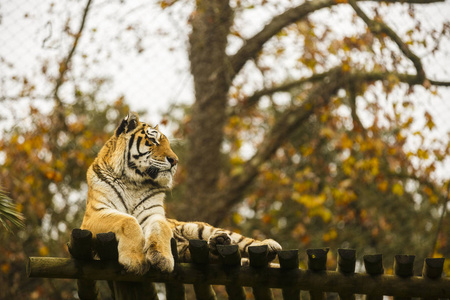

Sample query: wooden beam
[27,257,450,298]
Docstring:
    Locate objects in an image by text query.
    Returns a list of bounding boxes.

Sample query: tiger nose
[167,156,178,167]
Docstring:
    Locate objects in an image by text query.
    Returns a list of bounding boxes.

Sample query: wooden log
[68,229,93,260]
[248,245,274,300]
[217,245,246,300]
[190,239,210,265]
[95,232,118,261]
[189,240,217,300]
[307,248,329,300]
[112,281,159,300]
[279,250,300,300]
[336,249,356,300]
[422,257,444,279]
[166,238,186,300]
[422,258,445,300]
[363,254,383,300]
[394,255,415,278]
[393,255,415,300]
[363,255,384,276]
[77,279,99,300]
[111,278,159,300]
[68,229,98,300]
[337,249,356,274]
[93,231,158,299]
[27,257,450,298]
[217,244,241,266]
[249,245,269,268]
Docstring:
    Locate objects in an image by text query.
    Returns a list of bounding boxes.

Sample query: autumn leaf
[392,182,404,196]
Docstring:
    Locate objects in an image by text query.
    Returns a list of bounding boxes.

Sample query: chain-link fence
[0,0,194,128]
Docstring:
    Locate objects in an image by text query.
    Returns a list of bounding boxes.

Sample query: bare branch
[428,79,450,87]
[349,0,425,82]
[233,70,333,115]
[353,71,450,87]
[53,0,93,105]
[234,70,450,117]
[229,0,335,79]
[209,67,345,225]
[229,0,444,81]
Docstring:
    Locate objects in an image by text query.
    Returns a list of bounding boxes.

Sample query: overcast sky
[1,0,450,179]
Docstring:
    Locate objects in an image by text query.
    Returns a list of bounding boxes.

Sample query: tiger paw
[146,249,174,273]
[208,232,232,255]
[260,239,282,261]
[118,249,148,275]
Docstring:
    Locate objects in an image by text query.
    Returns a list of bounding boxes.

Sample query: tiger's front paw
[118,248,148,275]
[144,242,174,273]
[208,232,232,255]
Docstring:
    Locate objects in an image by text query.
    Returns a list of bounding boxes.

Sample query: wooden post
[248,245,274,300]
[422,257,444,300]
[217,244,246,300]
[307,248,328,300]
[189,239,217,300]
[363,254,383,300]
[90,230,159,300]
[279,249,300,300]
[166,238,186,300]
[95,232,118,261]
[393,255,415,300]
[336,249,356,300]
[68,229,99,300]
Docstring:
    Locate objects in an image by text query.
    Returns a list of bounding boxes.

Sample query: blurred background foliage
[1,0,450,299]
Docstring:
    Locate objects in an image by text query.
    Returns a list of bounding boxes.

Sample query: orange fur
[81,113,281,274]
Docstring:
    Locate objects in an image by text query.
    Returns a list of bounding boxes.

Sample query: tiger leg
[142,215,174,272]
[167,219,282,258]
[81,208,147,274]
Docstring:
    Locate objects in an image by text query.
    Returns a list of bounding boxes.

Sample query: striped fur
[167,219,282,262]
[81,112,281,274]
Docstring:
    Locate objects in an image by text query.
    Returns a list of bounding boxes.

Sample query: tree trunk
[183,0,233,223]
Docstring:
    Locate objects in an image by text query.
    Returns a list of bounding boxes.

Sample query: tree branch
[349,0,425,82]
[209,67,345,225]
[229,0,444,81]
[232,70,333,115]
[229,0,335,79]
[53,0,93,105]
[234,70,450,117]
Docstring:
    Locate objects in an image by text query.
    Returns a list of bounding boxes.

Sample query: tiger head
[98,112,178,188]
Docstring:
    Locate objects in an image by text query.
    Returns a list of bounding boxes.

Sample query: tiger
[80,112,281,274]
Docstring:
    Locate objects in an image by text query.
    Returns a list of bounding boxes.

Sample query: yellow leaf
[295,194,326,209]
[323,229,338,242]
[232,213,243,225]
[378,180,388,192]
[341,135,353,149]
[320,127,334,138]
[309,207,332,223]
[429,194,439,204]
[39,246,49,256]
[1,263,10,274]
[392,183,404,196]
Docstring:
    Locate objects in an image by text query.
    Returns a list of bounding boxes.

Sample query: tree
[177,0,449,222]
[168,0,450,270]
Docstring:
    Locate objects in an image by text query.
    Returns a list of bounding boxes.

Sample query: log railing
[27,229,450,300]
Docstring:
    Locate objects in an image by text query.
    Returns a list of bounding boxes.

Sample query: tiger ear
[115,112,140,136]
[154,124,159,131]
